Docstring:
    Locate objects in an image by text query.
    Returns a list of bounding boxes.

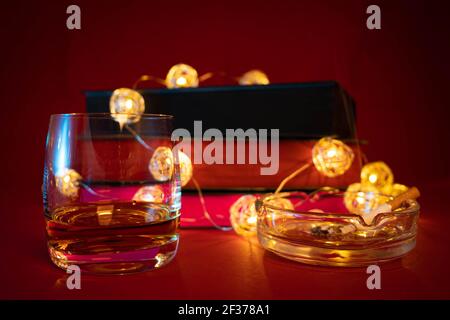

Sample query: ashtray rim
[260,190,420,227]
[257,190,420,266]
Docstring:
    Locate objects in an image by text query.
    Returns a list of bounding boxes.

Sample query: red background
[1,0,450,299]
[1,0,450,204]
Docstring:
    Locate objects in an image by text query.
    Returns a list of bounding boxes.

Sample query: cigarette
[313,187,421,236]
[387,186,420,210]
[362,186,420,225]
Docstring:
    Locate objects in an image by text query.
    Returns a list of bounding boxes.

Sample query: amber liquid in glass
[46,201,179,274]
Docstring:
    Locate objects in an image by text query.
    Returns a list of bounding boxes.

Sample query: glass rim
[50,113,174,120]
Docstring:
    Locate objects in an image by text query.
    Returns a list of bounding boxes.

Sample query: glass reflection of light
[53,116,71,176]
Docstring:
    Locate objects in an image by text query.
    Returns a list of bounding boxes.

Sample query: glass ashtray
[257,190,420,267]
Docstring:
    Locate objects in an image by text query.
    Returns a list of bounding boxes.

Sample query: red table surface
[1,180,450,300]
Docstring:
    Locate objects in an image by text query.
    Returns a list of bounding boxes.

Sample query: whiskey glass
[43,113,181,274]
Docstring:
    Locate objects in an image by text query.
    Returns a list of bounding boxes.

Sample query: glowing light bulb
[230,195,293,236]
[239,70,270,85]
[344,183,386,215]
[148,146,174,182]
[327,149,337,158]
[165,63,199,88]
[312,137,355,177]
[148,147,194,186]
[176,77,187,86]
[125,99,134,110]
[230,195,259,236]
[55,168,82,198]
[246,215,257,225]
[360,161,394,194]
[132,185,165,203]
[109,88,145,129]
[177,151,193,187]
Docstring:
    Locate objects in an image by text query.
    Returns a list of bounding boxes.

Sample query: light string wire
[132,75,166,89]
[292,186,341,208]
[116,75,235,230]
[53,167,116,200]
[116,75,365,233]
[131,72,225,90]
[122,118,230,230]
[192,177,233,231]
[129,72,246,231]
[124,123,154,152]
[79,181,116,199]
[274,162,312,195]
[263,89,365,219]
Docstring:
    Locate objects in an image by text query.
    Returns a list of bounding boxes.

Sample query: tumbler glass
[43,113,181,274]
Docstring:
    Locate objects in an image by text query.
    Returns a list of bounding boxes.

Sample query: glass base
[48,234,179,274]
[258,232,416,267]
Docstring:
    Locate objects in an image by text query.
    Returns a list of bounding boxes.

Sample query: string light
[360,161,394,194]
[345,162,408,218]
[55,168,82,198]
[148,146,174,182]
[148,147,193,187]
[133,65,270,89]
[344,183,384,215]
[230,194,293,236]
[312,137,355,178]
[95,73,421,241]
[107,77,366,238]
[275,137,354,194]
[165,63,199,88]
[110,89,190,186]
[230,195,259,236]
[239,70,270,85]
[109,88,145,129]
[232,137,355,236]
